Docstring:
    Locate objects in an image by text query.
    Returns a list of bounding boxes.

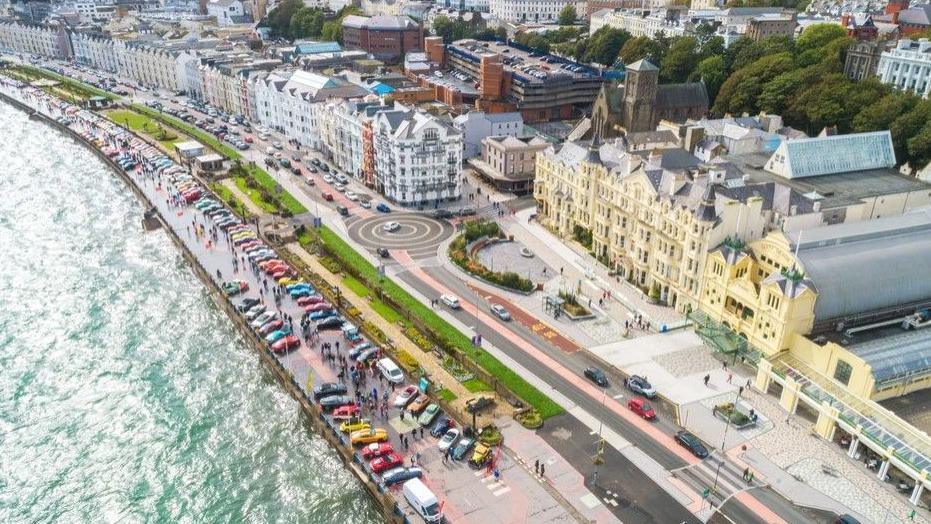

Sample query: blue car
[348,342,372,359]
[309,309,336,321]
[287,283,312,292]
[376,202,391,213]
[265,326,293,344]
[290,288,313,299]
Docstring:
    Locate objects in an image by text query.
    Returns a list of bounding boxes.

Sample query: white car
[250,311,277,328]
[244,304,267,321]
[322,175,334,184]
[440,294,460,309]
[346,191,359,201]
[335,184,347,193]
[393,385,419,408]
[258,132,270,140]
[272,141,283,150]
[383,221,400,232]
[438,428,460,452]
[359,200,372,209]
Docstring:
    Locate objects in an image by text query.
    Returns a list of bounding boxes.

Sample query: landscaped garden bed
[712,402,756,429]
[558,290,594,320]
[448,220,535,293]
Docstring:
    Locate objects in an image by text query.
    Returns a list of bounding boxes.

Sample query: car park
[584,367,609,388]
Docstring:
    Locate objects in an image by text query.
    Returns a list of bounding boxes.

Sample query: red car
[272,269,294,280]
[258,259,283,271]
[305,302,332,312]
[332,404,360,419]
[244,135,254,143]
[370,452,404,474]
[361,442,394,460]
[264,264,287,275]
[258,319,284,335]
[322,192,334,201]
[297,295,324,306]
[271,335,301,354]
[628,397,656,420]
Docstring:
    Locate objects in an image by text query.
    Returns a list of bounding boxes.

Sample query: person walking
[540,463,545,478]
[534,459,539,475]
[703,374,710,387]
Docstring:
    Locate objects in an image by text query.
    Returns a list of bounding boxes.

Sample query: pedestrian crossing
[670,453,757,509]
[474,469,512,497]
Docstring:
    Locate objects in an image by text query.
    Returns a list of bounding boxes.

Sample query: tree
[852,92,916,133]
[266,0,303,37]
[618,36,660,66]
[712,52,794,116]
[321,21,341,42]
[584,27,630,66]
[558,5,577,25]
[890,100,931,164]
[725,35,793,71]
[289,7,324,38]
[660,36,699,82]
[796,23,847,53]
[691,55,726,102]
[757,65,820,115]
[908,123,931,171]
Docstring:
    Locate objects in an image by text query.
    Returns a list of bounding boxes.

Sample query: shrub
[515,409,544,429]
[463,219,501,242]
[396,349,420,370]
[404,326,433,351]
[572,225,593,248]
[478,425,503,446]
[345,306,361,319]
[319,256,341,274]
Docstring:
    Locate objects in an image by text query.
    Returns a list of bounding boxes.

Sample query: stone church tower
[622,59,659,133]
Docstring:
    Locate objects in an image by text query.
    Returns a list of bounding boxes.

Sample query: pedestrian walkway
[507,208,685,330]
[285,243,489,419]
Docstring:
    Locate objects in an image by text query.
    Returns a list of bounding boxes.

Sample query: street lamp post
[592,386,607,484]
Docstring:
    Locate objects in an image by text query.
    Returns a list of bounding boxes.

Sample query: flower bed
[442,355,475,383]
[712,402,755,428]
[515,409,544,429]
[448,221,535,293]
[558,290,592,318]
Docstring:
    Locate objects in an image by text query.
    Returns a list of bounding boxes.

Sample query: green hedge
[316,226,563,418]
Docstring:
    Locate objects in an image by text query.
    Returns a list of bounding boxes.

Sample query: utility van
[377,357,404,384]
[402,478,443,523]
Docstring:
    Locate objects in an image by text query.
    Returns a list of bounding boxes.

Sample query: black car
[584,367,609,388]
[430,416,453,437]
[381,466,423,486]
[312,382,347,400]
[316,316,344,330]
[318,394,353,411]
[432,209,453,219]
[675,430,709,458]
[377,247,390,258]
[291,166,301,175]
[236,297,260,312]
[465,396,494,414]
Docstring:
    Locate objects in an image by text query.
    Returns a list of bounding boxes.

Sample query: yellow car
[278,277,300,286]
[350,427,388,445]
[469,443,492,469]
[340,418,371,433]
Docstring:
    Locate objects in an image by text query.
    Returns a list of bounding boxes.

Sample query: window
[833,360,853,386]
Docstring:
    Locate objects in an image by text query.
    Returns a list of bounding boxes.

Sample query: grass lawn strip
[316,227,563,418]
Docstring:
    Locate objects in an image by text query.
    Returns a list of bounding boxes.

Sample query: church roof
[656,82,709,111]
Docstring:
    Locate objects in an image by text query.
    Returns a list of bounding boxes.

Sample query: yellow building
[533,139,768,313]
[700,208,931,401]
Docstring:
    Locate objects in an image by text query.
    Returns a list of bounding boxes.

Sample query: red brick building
[341,15,423,64]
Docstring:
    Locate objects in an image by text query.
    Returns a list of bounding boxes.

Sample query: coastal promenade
[0,80,583,523]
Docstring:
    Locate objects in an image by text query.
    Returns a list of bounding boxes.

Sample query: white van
[402,478,443,523]
[377,357,404,384]
[440,294,460,309]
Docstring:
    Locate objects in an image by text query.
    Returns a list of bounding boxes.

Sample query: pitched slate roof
[656,82,709,110]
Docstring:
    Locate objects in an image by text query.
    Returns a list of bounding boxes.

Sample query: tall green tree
[584,27,631,66]
[557,5,577,25]
[660,36,699,82]
[852,92,916,133]
[691,55,726,102]
[712,52,794,115]
[618,36,660,65]
[796,23,847,53]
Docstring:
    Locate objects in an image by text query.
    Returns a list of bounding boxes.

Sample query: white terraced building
[0,22,73,60]
[489,0,584,23]
[250,70,368,150]
[373,107,462,205]
[877,38,931,98]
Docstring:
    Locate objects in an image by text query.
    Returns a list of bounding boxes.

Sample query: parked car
[469,442,492,469]
[437,428,461,452]
[319,395,354,411]
[361,442,393,460]
[628,397,656,420]
[382,221,400,232]
[430,416,453,437]
[236,297,260,312]
[432,209,453,219]
[377,247,390,258]
[376,202,391,213]
[393,385,419,408]
[370,452,404,474]
[418,404,441,426]
[332,404,361,419]
[675,430,709,458]
[313,382,347,400]
[271,335,300,354]
[340,418,371,434]
[407,395,431,415]
[451,437,475,460]
[626,375,657,398]
[322,192,334,201]
[350,428,388,445]
[381,466,423,486]
[316,316,344,330]
[584,367,609,388]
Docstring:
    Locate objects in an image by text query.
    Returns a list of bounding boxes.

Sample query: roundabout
[347,213,453,259]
